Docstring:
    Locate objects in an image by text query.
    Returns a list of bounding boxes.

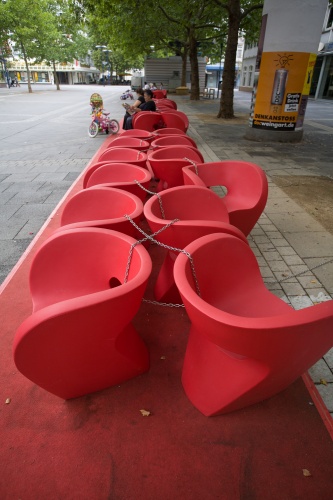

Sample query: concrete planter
[176,86,189,95]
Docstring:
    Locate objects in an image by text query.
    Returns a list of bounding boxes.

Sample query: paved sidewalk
[1,85,333,420]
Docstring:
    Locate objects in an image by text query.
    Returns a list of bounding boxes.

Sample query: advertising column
[245,0,328,143]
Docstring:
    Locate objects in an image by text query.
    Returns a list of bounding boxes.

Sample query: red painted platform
[1,134,333,499]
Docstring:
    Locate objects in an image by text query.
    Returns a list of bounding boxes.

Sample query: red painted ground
[1,134,333,499]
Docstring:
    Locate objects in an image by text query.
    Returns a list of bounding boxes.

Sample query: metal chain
[184,157,199,175]
[123,214,201,304]
[134,180,166,219]
[123,215,179,284]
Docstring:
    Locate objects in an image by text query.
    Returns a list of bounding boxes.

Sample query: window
[242,66,247,86]
[326,6,333,29]
[248,65,253,86]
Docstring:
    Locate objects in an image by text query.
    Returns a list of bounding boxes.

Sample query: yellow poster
[251,52,316,131]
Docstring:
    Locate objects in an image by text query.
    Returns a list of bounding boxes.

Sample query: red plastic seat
[161,98,177,109]
[13,228,152,399]
[85,163,152,201]
[150,135,197,149]
[97,147,148,169]
[182,161,268,236]
[120,129,154,143]
[57,186,143,238]
[151,128,187,138]
[106,136,150,151]
[143,185,247,302]
[148,145,205,191]
[160,111,189,132]
[132,112,164,132]
[174,232,333,416]
[152,90,165,99]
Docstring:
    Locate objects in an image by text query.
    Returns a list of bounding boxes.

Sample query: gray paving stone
[281,282,307,297]
[284,232,333,258]
[289,295,313,309]
[308,359,333,383]
[268,212,323,233]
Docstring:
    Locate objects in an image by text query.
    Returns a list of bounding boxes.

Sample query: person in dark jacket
[123,89,156,130]
[122,87,145,129]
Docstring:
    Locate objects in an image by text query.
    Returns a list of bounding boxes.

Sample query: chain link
[123,214,201,302]
[134,180,166,219]
[184,157,199,175]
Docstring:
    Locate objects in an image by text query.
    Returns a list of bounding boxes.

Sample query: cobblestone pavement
[1,84,333,418]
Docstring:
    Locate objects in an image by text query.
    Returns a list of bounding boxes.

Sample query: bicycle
[120,89,134,100]
[88,105,120,138]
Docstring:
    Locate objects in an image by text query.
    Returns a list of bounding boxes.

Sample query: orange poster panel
[252,52,313,131]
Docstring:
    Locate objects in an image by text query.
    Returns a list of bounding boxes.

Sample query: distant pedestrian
[159,82,163,90]
[143,81,150,90]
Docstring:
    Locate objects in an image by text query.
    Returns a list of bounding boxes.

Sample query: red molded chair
[161,111,189,132]
[106,136,150,151]
[85,163,152,201]
[57,187,143,239]
[13,228,152,399]
[174,232,333,416]
[161,98,177,109]
[160,112,186,132]
[143,185,247,303]
[97,147,148,169]
[151,128,187,138]
[150,135,197,150]
[132,112,164,132]
[120,129,154,143]
[182,161,268,236]
[153,90,165,99]
[148,145,205,191]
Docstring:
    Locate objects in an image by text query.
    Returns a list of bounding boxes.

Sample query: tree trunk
[181,47,187,87]
[189,31,200,100]
[21,42,32,93]
[53,60,61,90]
[217,0,241,118]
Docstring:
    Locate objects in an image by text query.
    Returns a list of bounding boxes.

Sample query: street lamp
[103,49,112,85]
[96,45,106,85]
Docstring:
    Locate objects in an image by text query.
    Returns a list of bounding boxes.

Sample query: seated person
[123,89,156,130]
[122,88,145,129]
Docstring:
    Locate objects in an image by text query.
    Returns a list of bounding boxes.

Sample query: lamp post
[103,49,112,85]
[96,45,106,85]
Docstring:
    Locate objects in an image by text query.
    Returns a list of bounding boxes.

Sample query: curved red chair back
[143,186,247,303]
[150,135,197,150]
[162,98,177,109]
[148,146,204,191]
[153,90,165,99]
[132,112,164,132]
[59,186,143,238]
[151,128,187,138]
[182,161,268,236]
[160,111,189,132]
[160,112,186,132]
[85,163,151,201]
[13,228,152,399]
[107,136,150,151]
[97,148,148,169]
[120,129,154,143]
[174,232,333,415]
[83,162,138,188]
